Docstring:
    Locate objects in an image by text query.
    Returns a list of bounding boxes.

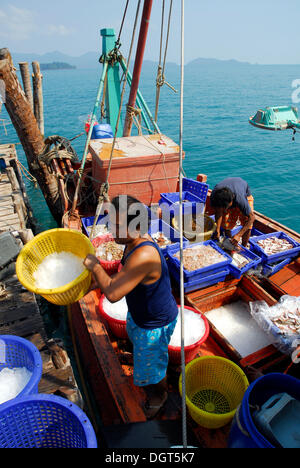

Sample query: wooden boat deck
[71,287,234,447]
[70,212,300,447]
[0,143,83,407]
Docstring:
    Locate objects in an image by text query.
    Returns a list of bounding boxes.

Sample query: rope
[71,60,109,214]
[38,135,79,166]
[90,0,142,240]
[179,0,188,449]
[117,0,130,46]
[16,160,38,186]
[155,0,176,122]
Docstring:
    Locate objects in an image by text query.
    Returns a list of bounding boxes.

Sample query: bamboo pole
[19,62,34,110]
[32,61,44,136]
[0,49,62,223]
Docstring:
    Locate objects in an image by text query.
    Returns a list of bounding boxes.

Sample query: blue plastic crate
[82,204,153,238]
[221,225,263,238]
[0,335,43,399]
[227,245,261,279]
[148,219,188,256]
[168,260,229,293]
[182,177,209,203]
[167,240,232,283]
[0,394,97,448]
[81,214,110,238]
[159,191,205,217]
[249,231,300,264]
[147,206,159,220]
[262,256,293,277]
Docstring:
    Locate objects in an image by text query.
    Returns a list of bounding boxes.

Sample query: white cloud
[0,5,36,41]
[47,24,73,37]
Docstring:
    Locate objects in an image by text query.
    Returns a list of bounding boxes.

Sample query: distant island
[40,62,76,71]
[12,50,300,70]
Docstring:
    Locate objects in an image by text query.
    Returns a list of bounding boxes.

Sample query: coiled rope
[38,135,79,167]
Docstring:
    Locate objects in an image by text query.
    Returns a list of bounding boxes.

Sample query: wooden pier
[0,143,83,407]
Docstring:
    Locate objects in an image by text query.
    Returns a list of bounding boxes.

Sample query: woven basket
[16,229,94,306]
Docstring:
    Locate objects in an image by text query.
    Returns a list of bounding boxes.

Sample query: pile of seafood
[152,231,172,248]
[87,224,110,237]
[96,241,124,262]
[256,236,294,255]
[250,296,300,354]
[271,306,300,335]
[174,244,226,271]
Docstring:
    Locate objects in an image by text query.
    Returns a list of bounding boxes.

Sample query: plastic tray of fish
[249,231,300,264]
[227,245,261,279]
[167,259,229,293]
[167,240,232,282]
[81,214,110,238]
[148,219,188,257]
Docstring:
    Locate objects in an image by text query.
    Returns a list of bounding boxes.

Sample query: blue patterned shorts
[126,311,178,387]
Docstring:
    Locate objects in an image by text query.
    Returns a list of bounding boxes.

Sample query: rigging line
[155,0,174,122]
[161,0,173,80]
[90,0,142,240]
[179,0,188,449]
[117,0,130,45]
[158,0,165,66]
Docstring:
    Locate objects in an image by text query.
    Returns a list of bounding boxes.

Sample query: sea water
[1,63,300,233]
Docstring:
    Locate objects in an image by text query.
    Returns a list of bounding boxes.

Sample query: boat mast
[123,0,153,137]
[101,28,123,137]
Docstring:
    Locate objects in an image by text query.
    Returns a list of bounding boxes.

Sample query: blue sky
[0,1,299,64]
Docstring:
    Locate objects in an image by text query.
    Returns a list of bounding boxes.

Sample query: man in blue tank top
[84,195,178,419]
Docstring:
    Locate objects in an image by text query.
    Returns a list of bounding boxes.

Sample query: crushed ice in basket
[33,252,85,289]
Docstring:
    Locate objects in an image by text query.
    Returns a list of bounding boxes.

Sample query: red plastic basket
[92,234,122,276]
[98,294,128,339]
[168,306,210,364]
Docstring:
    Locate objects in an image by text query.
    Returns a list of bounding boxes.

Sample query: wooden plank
[73,289,147,424]
[278,276,300,296]
[0,315,46,338]
[0,213,19,221]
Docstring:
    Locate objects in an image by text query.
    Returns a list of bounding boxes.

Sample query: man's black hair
[111,195,149,234]
[210,187,234,210]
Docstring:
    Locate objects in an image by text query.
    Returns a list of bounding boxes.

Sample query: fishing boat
[1,0,299,449]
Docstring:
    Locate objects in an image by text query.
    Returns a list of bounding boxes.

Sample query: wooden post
[19,62,33,110]
[0,49,62,223]
[32,61,44,136]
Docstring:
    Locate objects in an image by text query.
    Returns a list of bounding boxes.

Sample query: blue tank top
[121,241,178,329]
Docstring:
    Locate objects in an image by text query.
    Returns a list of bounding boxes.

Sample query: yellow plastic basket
[179,356,249,429]
[16,229,95,306]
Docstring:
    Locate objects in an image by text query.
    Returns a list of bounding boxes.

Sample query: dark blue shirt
[211,177,252,216]
[121,241,178,329]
